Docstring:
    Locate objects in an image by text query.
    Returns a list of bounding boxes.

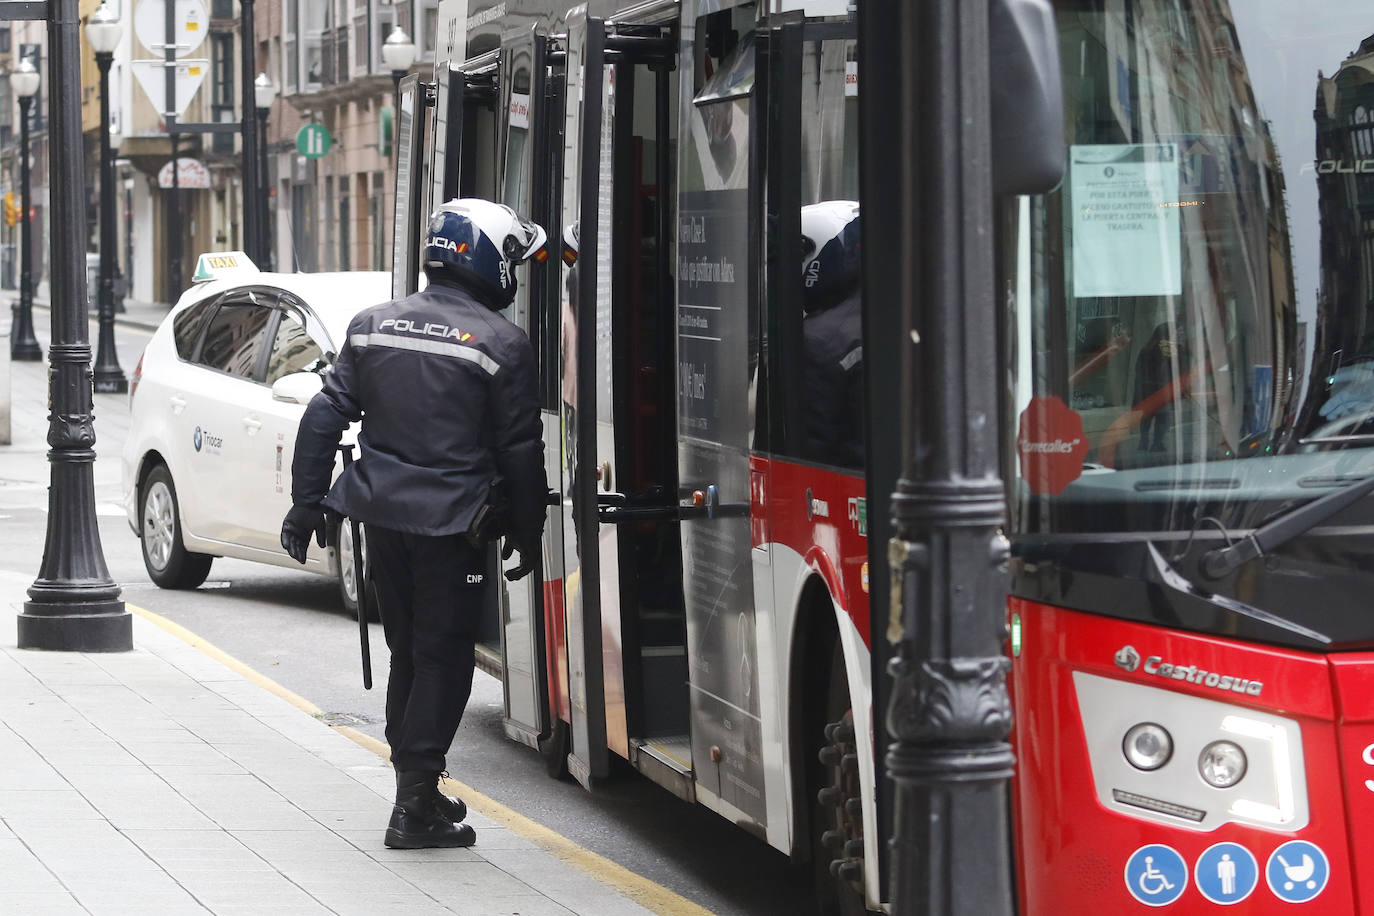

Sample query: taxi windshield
[1008,0,1374,536]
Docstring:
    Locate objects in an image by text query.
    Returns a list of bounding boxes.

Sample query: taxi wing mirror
[271,371,325,405]
[990,0,1065,196]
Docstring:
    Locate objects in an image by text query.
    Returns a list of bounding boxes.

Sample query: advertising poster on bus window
[1070,143,1182,298]
[676,93,766,824]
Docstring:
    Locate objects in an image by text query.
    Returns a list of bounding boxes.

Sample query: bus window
[765,31,864,471]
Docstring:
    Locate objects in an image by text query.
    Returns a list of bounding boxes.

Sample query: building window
[340,176,351,271]
[324,175,335,271]
[211,33,235,154]
[211,0,233,18]
[370,170,385,269]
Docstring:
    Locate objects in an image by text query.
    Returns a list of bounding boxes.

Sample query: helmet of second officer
[423,199,548,309]
[800,200,861,314]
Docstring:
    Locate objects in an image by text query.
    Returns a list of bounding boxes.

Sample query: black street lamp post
[18,0,130,652]
[11,57,41,362]
[88,2,126,394]
[254,72,277,270]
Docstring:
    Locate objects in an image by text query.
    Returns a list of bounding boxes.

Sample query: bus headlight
[1199,740,1247,788]
[1123,723,1173,771]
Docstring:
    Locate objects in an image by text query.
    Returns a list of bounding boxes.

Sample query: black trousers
[368,526,490,773]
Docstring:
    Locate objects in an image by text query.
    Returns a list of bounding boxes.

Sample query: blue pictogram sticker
[1195,842,1258,905]
[1266,840,1329,904]
[193,426,203,452]
[1125,844,1188,906]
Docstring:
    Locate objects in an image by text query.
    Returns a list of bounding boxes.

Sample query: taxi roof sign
[192,251,258,284]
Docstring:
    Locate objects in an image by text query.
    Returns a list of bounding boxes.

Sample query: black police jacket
[291,279,547,543]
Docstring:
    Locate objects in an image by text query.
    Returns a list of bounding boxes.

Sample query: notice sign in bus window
[1070,144,1182,298]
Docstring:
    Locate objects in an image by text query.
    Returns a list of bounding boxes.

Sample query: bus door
[674,6,771,829]
[425,55,507,672]
[555,6,682,790]
[493,28,563,755]
[556,9,613,787]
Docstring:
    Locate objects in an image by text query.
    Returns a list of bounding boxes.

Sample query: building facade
[261,0,433,275]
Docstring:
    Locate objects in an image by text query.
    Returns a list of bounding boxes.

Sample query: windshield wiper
[1200,474,1374,579]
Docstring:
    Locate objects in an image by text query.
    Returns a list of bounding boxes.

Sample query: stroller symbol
[1267,841,1329,903]
[1277,853,1317,891]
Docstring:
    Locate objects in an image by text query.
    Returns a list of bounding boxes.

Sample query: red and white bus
[395,0,880,911]
[1004,0,1374,911]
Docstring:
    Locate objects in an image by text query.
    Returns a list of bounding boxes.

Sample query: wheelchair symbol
[1139,857,1176,895]
[1125,845,1187,906]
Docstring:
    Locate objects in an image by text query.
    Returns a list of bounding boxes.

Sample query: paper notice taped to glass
[1071,144,1182,298]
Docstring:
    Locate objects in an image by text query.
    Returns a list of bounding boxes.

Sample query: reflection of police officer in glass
[281,199,548,849]
[801,201,864,468]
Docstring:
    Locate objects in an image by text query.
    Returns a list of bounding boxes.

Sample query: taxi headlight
[1199,740,1247,788]
[1122,722,1173,771]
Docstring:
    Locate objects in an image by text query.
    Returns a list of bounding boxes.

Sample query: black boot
[384,771,477,849]
[393,768,468,823]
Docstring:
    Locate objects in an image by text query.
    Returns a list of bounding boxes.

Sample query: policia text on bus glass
[280,199,550,849]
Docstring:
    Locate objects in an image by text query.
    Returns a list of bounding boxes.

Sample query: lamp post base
[93,372,128,394]
[11,342,42,361]
[17,600,132,652]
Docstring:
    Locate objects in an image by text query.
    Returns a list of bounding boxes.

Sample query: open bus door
[555,9,612,788]
[493,28,562,758]
[552,6,684,791]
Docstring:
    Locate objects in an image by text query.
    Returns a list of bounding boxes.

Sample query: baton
[339,445,373,690]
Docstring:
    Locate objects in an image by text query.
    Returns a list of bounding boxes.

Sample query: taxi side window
[172,300,216,360]
[198,302,272,379]
[264,309,327,383]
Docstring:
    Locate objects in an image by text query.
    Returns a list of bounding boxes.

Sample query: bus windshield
[1009,0,1374,537]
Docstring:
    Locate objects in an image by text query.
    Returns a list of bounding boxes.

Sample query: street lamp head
[12,57,39,99]
[86,2,123,56]
[254,71,278,112]
[382,25,417,74]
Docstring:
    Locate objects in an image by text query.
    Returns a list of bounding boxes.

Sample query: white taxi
[121,252,391,616]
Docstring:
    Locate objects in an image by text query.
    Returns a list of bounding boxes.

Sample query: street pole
[12,92,41,361]
[168,131,180,301]
[239,0,260,263]
[257,105,270,269]
[861,0,1015,912]
[18,0,130,652]
[92,49,126,394]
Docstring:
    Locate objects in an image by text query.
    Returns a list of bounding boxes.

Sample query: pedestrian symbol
[1125,844,1187,906]
[1195,842,1257,904]
[1265,840,1329,904]
[296,123,333,159]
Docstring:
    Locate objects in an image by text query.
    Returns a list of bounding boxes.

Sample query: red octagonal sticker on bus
[1017,396,1090,495]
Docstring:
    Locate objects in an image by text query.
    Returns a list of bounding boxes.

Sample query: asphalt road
[0,306,814,916]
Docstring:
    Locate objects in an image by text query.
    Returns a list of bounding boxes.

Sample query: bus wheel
[811,643,867,915]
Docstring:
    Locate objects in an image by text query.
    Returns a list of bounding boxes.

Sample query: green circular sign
[296,123,333,159]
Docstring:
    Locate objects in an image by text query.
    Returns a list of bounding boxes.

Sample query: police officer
[280,199,549,849]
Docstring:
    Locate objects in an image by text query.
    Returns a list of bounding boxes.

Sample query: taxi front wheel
[140,464,213,590]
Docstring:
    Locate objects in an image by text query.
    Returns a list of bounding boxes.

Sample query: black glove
[502,536,537,581]
[281,503,329,564]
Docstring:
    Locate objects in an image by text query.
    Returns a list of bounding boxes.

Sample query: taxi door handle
[169,395,186,414]
[243,417,262,435]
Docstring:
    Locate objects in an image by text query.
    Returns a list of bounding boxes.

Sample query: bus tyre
[140,464,213,590]
[811,642,867,916]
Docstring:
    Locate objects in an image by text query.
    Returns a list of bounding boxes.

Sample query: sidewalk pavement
[0,578,676,916]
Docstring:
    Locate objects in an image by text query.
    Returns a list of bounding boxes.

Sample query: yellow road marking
[128,603,715,916]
